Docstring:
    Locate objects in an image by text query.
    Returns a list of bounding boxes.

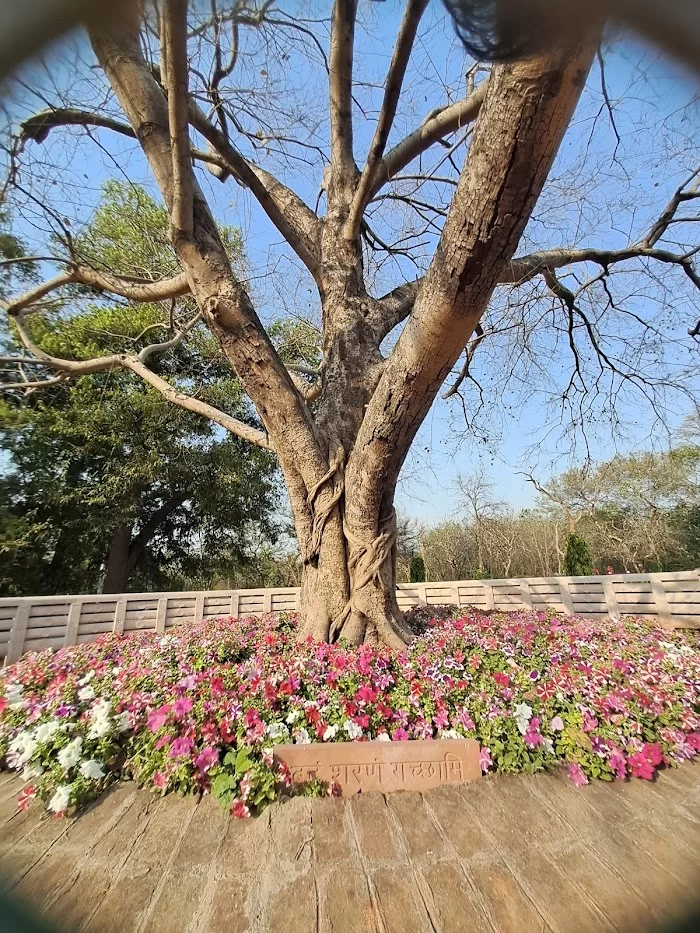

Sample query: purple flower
[195,746,219,773]
[528,670,540,682]
[169,736,194,758]
[172,697,193,719]
[479,747,493,772]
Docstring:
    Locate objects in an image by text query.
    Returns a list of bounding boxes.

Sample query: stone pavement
[0,764,698,933]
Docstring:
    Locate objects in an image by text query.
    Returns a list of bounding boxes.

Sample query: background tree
[1,1,698,643]
[409,553,426,583]
[0,182,280,595]
[563,532,593,576]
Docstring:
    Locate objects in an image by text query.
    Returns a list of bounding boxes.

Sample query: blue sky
[5,1,699,524]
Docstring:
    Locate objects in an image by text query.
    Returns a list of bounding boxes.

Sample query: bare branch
[20,109,136,144]
[3,266,190,315]
[5,313,272,450]
[162,0,194,235]
[371,81,488,197]
[370,279,421,342]
[442,323,486,398]
[503,244,700,284]
[188,103,321,278]
[328,0,358,197]
[346,0,429,237]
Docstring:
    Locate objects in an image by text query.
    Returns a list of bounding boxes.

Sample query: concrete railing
[2,570,699,663]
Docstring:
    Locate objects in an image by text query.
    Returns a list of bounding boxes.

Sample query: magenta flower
[195,746,219,773]
[153,772,168,789]
[479,747,493,772]
[628,752,655,780]
[392,727,409,741]
[608,749,627,780]
[172,697,193,719]
[567,763,589,787]
[231,799,251,819]
[147,706,170,732]
[169,736,195,758]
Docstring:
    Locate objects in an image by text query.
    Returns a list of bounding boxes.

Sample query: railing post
[602,578,619,620]
[7,603,30,664]
[649,574,672,629]
[193,594,204,624]
[113,599,126,634]
[558,578,574,616]
[483,582,495,611]
[519,579,533,610]
[263,590,273,614]
[155,597,168,634]
[230,592,240,618]
[64,601,82,647]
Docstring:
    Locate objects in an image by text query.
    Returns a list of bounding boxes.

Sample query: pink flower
[172,697,193,719]
[195,746,219,773]
[147,706,170,732]
[455,709,475,731]
[550,716,565,732]
[277,761,292,787]
[524,729,543,748]
[169,736,194,758]
[231,799,251,819]
[433,710,449,729]
[392,727,409,741]
[153,772,168,789]
[239,773,252,800]
[687,733,700,751]
[642,742,664,767]
[479,747,493,772]
[356,685,377,704]
[328,781,342,798]
[608,749,627,780]
[261,747,274,766]
[628,752,655,780]
[493,672,510,688]
[567,763,589,787]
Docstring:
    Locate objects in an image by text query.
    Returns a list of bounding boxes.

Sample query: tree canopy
[0,182,280,596]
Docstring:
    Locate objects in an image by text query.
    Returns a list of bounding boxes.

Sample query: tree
[1,2,698,644]
[409,554,426,583]
[0,183,280,596]
[563,532,592,576]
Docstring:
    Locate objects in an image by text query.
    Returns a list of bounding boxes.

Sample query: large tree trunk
[102,524,133,594]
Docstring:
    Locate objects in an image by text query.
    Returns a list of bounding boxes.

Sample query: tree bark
[102,524,133,594]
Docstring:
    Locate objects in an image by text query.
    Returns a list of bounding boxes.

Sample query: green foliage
[563,533,592,576]
[0,182,279,596]
[409,553,426,583]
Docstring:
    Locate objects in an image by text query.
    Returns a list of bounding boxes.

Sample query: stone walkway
[0,764,698,933]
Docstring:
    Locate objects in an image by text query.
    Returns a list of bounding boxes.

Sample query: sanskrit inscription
[273,739,481,795]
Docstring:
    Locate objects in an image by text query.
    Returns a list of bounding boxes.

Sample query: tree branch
[19,105,321,277]
[328,0,358,199]
[370,80,488,197]
[502,244,700,284]
[3,265,190,315]
[370,279,421,342]
[162,0,194,235]
[346,0,429,238]
[4,313,273,450]
[188,103,321,278]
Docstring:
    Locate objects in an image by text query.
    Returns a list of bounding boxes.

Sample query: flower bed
[1,609,699,817]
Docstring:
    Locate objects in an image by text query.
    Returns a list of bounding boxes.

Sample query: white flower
[294,728,311,745]
[440,729,461,740]
[23,762,44,780]
[375,733,391,742]
[116,712,131,732]
[513,702,533,736]
[322,724,339,741]
[34,720,60,744]
[9,731,37,768]
[87,699,112,739]
[5,683,25,710]
[48,785,71,814]
[78,671,95,686]
[88,717,112,740]
[112,667,120,675]
[78,686,95,701]
[79,759,105,780]
[542,738,555,755]
[92,698,111,718]
[343,719,363,740]
[285,710,301,725]
[57,737,83,771]
[265,721,289,740]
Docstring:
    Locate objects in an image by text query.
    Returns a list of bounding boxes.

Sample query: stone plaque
[273,739,481,796]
